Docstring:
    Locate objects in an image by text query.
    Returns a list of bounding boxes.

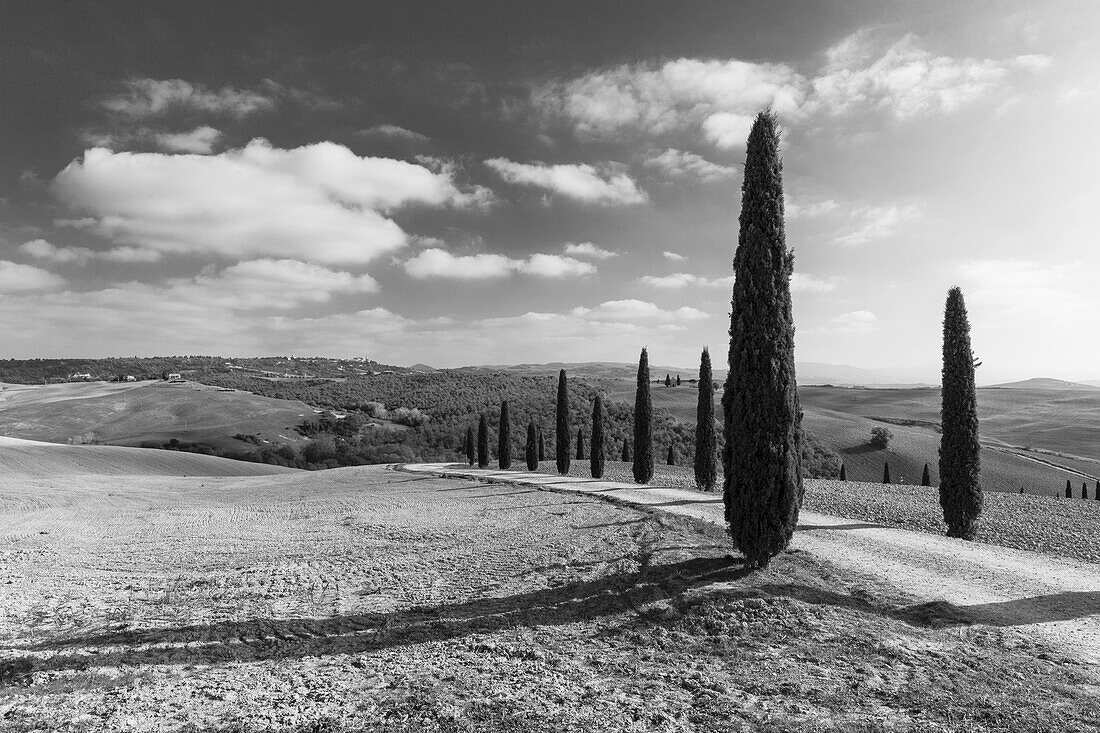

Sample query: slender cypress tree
[525,422,538,471]
[465,426,475,466]
[556,369,570,474]
[1083,482,1089,500]
[664,373,672,387]
[1095,480,1099,501]
[676,374,682,387]
[498,401,511,469]
[921,463,931,487]
[839,463,847,481]
[477,414,489,468]
[939,287,982,539]
[621,440,631,462]
[1066,479,1073,498]
[722,111,803,569]
[694,347,718,491]
[590,396,605,479]
[667,444,677,466]
[883,462,892,484]
[538,427,545,461]
[633,348,654,483]
[576,428,585,459]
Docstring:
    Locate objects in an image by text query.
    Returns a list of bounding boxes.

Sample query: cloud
[20,238,161,265]
[357,125,430,143]
[785,197,839,219]
[153,126,222,154]
[790,273,840,293]
[570,299,708,322]
[812,33,1043,119]
[636,272,734,289]
[833,204,919,246]
[186,259,378,310]
[0,261,65,293]
[563,242,618,259]
[643,148,738,181]
[662,251,686,261]
[51,139,485,265]
[814,310,878,334]
[532,58,805,144]
[484,158,647,205]
[404,248,595,279]
[102,78,275,119]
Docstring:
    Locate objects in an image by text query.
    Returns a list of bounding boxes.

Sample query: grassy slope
[597,383,1097,494]
[0,380,315,450]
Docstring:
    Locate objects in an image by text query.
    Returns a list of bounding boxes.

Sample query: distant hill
[408,363,437,372]
[986,378,1100,391]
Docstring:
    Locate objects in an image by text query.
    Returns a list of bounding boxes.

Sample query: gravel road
[407,463,1100,665]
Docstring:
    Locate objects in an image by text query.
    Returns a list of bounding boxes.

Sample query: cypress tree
[465,425,475,466]
[621,440,631,462]
[538,427,545,461]
[1066,479,1073,498]
[676,374,682,387]
[839,463,847,481]
[665,373,672,387]
[633,348,654,483]
[1095,480,1099,501]
[694,347,718,492]
[883,461,892,484]
[590,396,605,479]
[667,444,677,466]
[1083,482,1089,500]
[556,369,570,474]
[722,111,803,569]
[576,427,585,459]
[525,422,538,471]
[498,400,511,470]
[938,287,982,540]
[477,413,489,468]
[921,463,931,487]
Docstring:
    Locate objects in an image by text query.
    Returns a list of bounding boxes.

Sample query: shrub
[869,426,893,450]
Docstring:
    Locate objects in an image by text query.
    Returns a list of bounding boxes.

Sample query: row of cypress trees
[458,110,984,570]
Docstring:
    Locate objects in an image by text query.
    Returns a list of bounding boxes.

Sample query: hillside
[0,380,315,451]
[988,378,1100,391]
[0,436,295,477]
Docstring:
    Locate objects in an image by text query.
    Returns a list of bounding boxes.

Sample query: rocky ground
[1,463,1099,731]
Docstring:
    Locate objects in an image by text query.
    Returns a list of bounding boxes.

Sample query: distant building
[166,373,183,381]
[69,373,93,382]
[124,375,137,382]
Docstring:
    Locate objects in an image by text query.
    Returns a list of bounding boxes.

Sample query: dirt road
[405,463,1100,665]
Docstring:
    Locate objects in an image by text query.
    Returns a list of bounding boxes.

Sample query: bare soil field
[2,451,1099,731]
[0,381,315,450]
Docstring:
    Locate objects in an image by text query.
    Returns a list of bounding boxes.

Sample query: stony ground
[2,463,1099,731]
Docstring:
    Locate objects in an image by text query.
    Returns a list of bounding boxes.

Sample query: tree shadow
[20,554,750,674]
[797,522,888,531]
[839,444,879,455]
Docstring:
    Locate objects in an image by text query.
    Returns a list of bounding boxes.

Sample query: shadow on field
[22,553,751,673]
[797,522,888,531]
[839,444,880,455]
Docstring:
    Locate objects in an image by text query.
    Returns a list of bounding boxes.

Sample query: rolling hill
[0,380,316,451]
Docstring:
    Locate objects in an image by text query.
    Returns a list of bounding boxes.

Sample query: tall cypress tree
[839,463,847,481]
[921,463,931,486]
[538,427,545,461]
[590,396,605,479]
[498,400,511,470]
[883,461,892,484]
[1083,482,1089,500]
[667,444,677,466]
[1066,479,1073,498]
[465,425,475,466]
[722,111,803,569]
[939,287,982,539]
[676,374,682,387]
[664,373,672,387]
[621,440,631,462]
[525,422,538,471]
[1095,480,1099,501]
[633,348,654,483]
[576,427,585,460]
[555,369,570,474]
[694,347,718,491]
[477,413,490,468]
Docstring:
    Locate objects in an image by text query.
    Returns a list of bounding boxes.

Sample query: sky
[1,1,1098,382]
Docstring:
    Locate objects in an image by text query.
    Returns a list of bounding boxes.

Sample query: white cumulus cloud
[0,261,65,293]
[102,78,275,119]
[50,140,485,265]
[484,158,646,205]
[643,148,738,181]
[404,248,596,279]
[563,242,618,259]
[153,126,222,154]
